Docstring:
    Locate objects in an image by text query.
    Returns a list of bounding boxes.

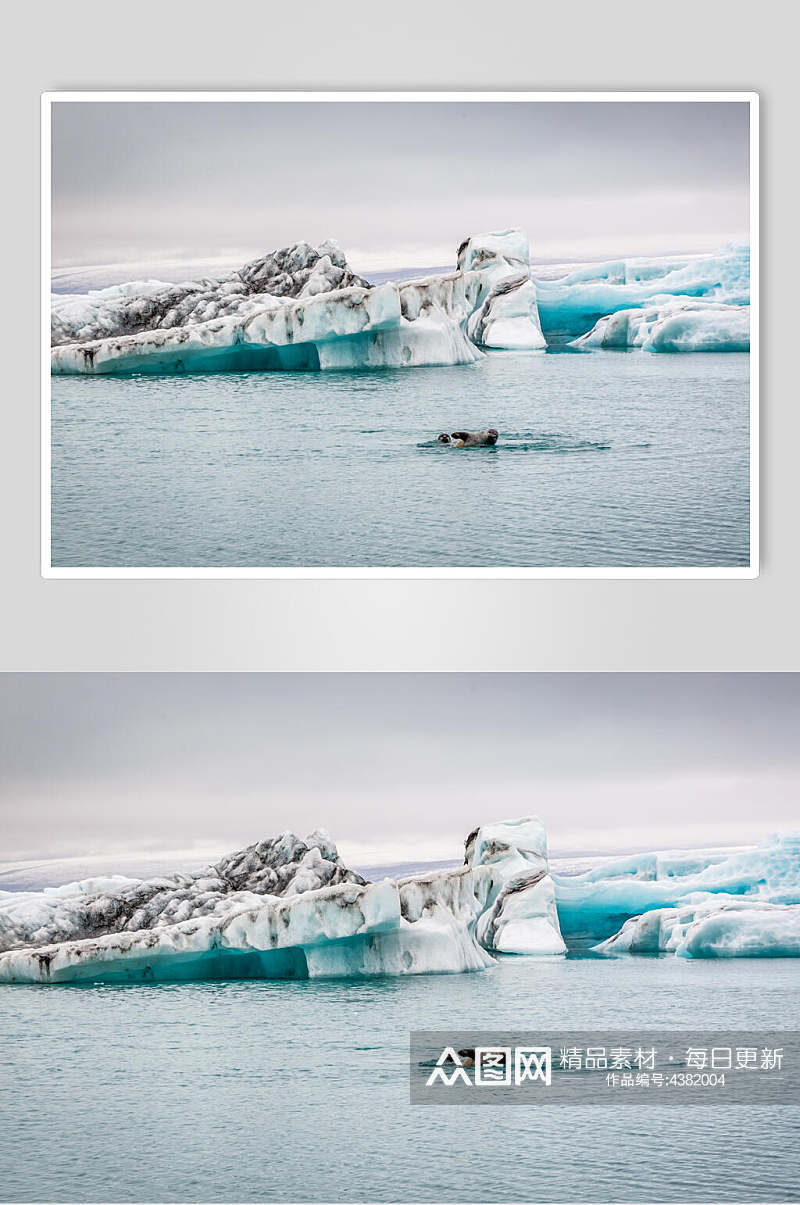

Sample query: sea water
[50,352,749,568]
[0,956,796,1202]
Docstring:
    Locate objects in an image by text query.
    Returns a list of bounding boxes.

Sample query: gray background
[1,0,796,671]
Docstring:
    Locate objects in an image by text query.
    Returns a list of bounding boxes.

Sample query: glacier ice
[570,299,750,353]
[0,829,364,953]
[51,231,544,375]
[467,817,566,956]
[534,244,750,340]
[467,275,546,350]
[51,235,750,373]
[0,817,567,984]
[50,241,370,347]
[3,821,792,983]
[0,829,495,984]
[553,833,800,958]
[594,898,800,959]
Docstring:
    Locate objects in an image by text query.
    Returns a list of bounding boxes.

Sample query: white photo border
[41,90,759,580]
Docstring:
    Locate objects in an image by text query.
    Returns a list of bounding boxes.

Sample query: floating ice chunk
[644,304,749,352]
[676,903,800,958]
[50,231,540,375]
[571,299,750,353]
[535,244,750,338]
[595,897,800,959]
[0,832,494,983]
[557,833,800,948]
[467,817,566,956]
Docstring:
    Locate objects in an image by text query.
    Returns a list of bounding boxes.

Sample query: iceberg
[0,817,568,984]
[0,828,494,983]
[552,833,800,957]
[4,821,792,982]
[534,243,750,343]
[570,299,750,353]
[0,829,365,952]
[0,874,493,984]
[467,817,566,956]
[594,898,800,959]
[50,235,750,371]
[51,231,545,375]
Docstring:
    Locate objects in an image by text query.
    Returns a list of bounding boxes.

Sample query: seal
[437,428,499,447]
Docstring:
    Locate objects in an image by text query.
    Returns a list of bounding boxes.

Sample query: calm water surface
[51,352,750,567]
[1,957,795,1202]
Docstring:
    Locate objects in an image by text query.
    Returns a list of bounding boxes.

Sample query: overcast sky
[1,674,796,873]
[51,100,750,276]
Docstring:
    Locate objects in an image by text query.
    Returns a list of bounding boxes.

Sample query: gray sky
[51,100,750,276]
[0,675,796,871]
